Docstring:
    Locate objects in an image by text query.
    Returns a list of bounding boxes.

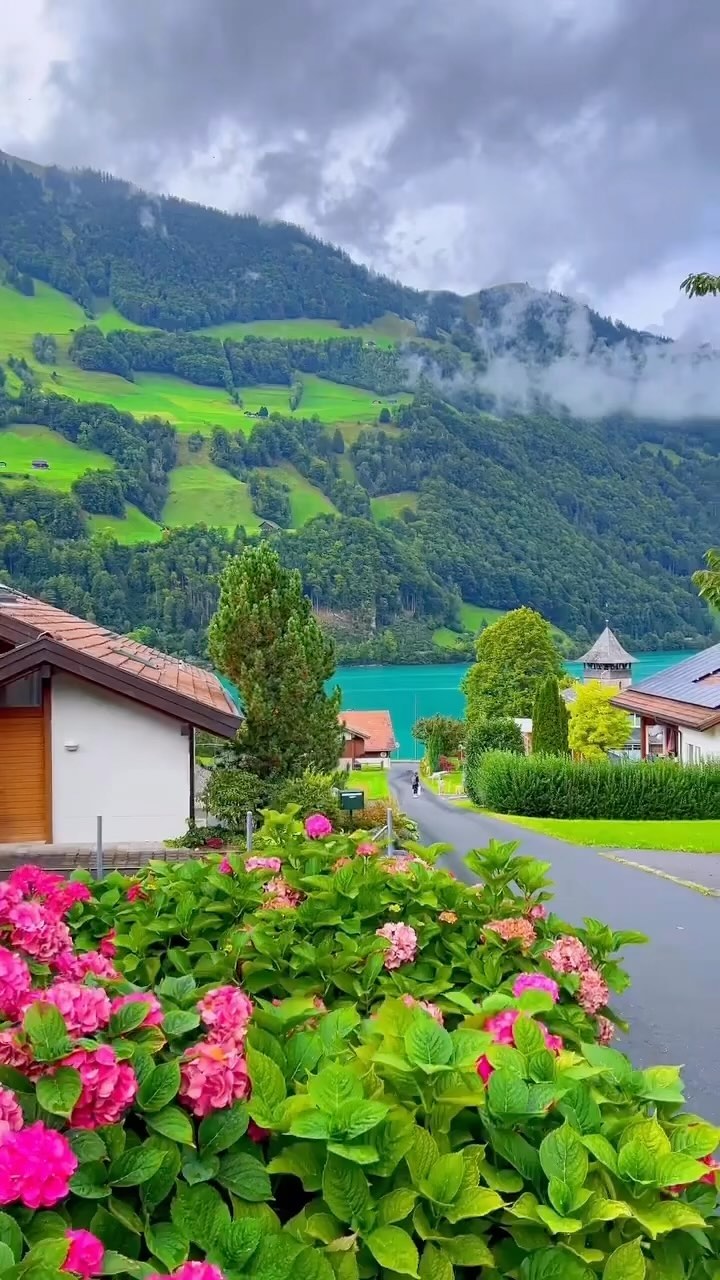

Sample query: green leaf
[536,1205,583,1234]
[285,1032,323,1081]
[293,1246,335,1280]
[146,1105,195,1145]
[21,1237,70,1271]
[158,975,197,1002]
[539,1123,588,1191]
[70,1161,110,1199]
[377,1189,417,1225]
[109,1143,166,1187]
[522,1246,594,1279]
[581,1195,631,1226]
[308,1065,362,1112]
[24,1211,70,1247]
[289,1111,332,1139]
[0,1242,14,1273]
[671,1122,720,1158]
[444,1187,503,1223]
[579,1042,632,1084]
[109,999,152,1037]
[141,1139,182,1213]
[326,1142,378,1164]
[319,1007,361,1054]
[246,1232,302,1279]
[171,1182,231,1251]
[67,1129,106,1161]
[580,1133,618,1174]
[216,1219,263,1270]
[512,1016,548,1058]
[36,1068,82,1118]
[439,1236,493,1267]
[631,1200,705,1238]
[217,1151,271,1201]
[247,1045,287,1123]
[198,1103,248,1155]
[423,1154,464,1206]
[655,1152,708,1188]
[637,1066,685,1104]
[99,1250,150,1276]
[419,1244,453,1280]
[108,1198,144,1235]
[22,1003,72,1062]
[617,1140,657,1186]
[182,1152,220,1185]
[406,1128,440,1184]
[405,1018,453,1070]
[145,1223,189,1271]
[487,1069,530,1118]
[331,1100,388,1138]
[322,1154,370,1226]
[366,1227,419,1277]
[268,1142,326,1191]
[137,1061,181,1112]
[0,1212,23,1262]
[162,1009,201,1038]
[603,1241,645,1280]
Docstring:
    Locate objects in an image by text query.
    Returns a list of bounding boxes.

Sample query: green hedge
[467,750,720,818]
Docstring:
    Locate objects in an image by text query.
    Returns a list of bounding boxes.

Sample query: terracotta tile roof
[0,585,238,725]
[341,710,397,754]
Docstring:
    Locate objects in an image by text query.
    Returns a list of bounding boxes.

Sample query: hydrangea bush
[0,818,717,1279]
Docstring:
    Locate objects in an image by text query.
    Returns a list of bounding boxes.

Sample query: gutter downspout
[188,726,195,823]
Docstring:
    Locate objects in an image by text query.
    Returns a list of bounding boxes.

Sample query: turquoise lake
[333,652,694,758]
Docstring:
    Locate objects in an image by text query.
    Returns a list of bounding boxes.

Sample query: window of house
[0,674,42,708]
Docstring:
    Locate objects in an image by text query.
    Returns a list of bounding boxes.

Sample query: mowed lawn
[163,463,259,532]
[489,814,720,855]
[0,424,114,490]
[352,769,390,800]
[85,507,163,545]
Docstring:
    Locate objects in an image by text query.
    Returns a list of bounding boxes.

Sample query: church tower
[577,625,635,690]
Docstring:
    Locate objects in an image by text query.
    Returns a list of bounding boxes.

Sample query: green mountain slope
[0,151,718,663]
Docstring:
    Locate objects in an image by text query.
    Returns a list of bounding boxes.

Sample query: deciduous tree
[567,681,631,762]
[413,715,464,756]
[462,607,563,721]
[694,548,720,611]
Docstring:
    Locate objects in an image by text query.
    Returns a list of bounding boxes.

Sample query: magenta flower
[0,1030,33,1074]
[148,1266,226,1280]
[0,883,23,925]
[53,950,118,981]
[304,814,333,839]
[126,882,146,902]
[63,1230,105,1279]
[0,946,32,1020]
[8,865,65,898]
[376,922,418,970]
[99,931,116,959]
[0,1121,77,1207]
[476,1008,563,1084]
[110,991,164,1028]
[218,858,233,875]
[8,903,72,962]
[179,1040,250,1117]
[61,1046,138,1129]
[512,973,560,1003]
[46,882,92,919]
[0,1087,24,1138]
[248,1120,271,1143]
[245,856,282,873]
[198,986,253,1046]
[24,982,111,1037]
[527,904,547,921]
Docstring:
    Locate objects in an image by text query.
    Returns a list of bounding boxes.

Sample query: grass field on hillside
[163,463,258,532]
[267,463,337,525]
[203,312,414,348]
[47,368,249,432]
[371,492,418,521]
[0,425,114,490]
[0,281,88,358]
[85,506,163,544]
[459,602,506,629]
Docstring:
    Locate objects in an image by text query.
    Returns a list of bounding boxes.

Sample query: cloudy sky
[3,0,720,340]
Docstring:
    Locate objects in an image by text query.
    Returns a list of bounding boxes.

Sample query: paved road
[391,764,719,1121]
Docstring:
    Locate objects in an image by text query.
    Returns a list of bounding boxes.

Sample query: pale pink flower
[0,1087,24,1137]
[63,1230,104,1279]
[512,973,560,1003]
[8,866,64,898]
[356,843,377,858]
[218,859,233,875]
[110,991,164,1028]
[304,814,333,839]
[61,1046,138,1129]
[179,1040,250,1116]
[0,1121,77,1207]
[245,856,282,873]
[383,856,415,875]
[578,968,609,1016]
[262,877,303,909]
[376,922,418,970]
[54,950,118,981]
[0,946,32,1019]
[99,931,116,959]
[402,994,444,1025]
[597,1016,615,1046]
[486,918,537,950]
[545,935,592,975]
[24,983,111,1037]
[528,904,547,921]
[198,986,253,1045]
[8,903,71,962]
[126,882,146,902]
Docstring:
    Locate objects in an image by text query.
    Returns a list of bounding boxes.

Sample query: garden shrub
[465,717,524,777]
[467,751,720,819]
[0,823,717,1279]
[270,773,342,826]
[203,768,272,829]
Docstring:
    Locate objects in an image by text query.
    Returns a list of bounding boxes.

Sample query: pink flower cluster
[376,922,418,970]
[198,986,253,1046]
[54,949,119,981]
[262,877,303,910]
[597,1015,615,1046]
[148,1265,225,1280]
[476,1009,563,1083]
[0,1030,33,1074]
[0,946,31,1020]
[23,982,111,1037]
[527,903,547,921]
[401,994,444,1025]
[356,843,378,857]
[305,814,333,839]
[8,902,72,963]
[486,918,537,950]
[545,935,609,1016]
[0,1087,24,1138]
[0,869,93,970]
[245,856,282,873]
[63,1230,104,1279]
[126,882,147,903]
[512,972,560,1003]
[0,1121,77,1207]
[61,1046,138,1129]
[110,991,164,1028]
[179,1041,250,1116]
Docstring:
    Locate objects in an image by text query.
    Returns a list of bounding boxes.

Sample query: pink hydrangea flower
[262,877,303,909]
[63,1230,105,1279]
[476,1008,563,1083]
[0,946,32,1020]
[0,883,23,925]
[527,904,547,921]
[0,1087,24,1138]
[110,991,164,1028]
[245,856,282,873]
[376,922,418,970]
[61,1046,138,1129]
[0,1121,77,1207]
[47,882,92,919]
[597,1016,615,1046]
[54,950,118,981]
[0,1030,33,1074]
[8,865,65,898]
[356,843,378,858]
[198,987,253,1046]
[402,994,444,1025]
[179,1040,250,1117]
[148,1266,226,1280]
[8,903,72,962]
[99,931,117,959]
[545,935,592,975]
[304,814,333,839]
[24,983,111,1037]
[486,918,537,950]
[126,882,147,902]
[578,968,609,1015]
[512,973,560,1003]
[332,857,352,871]
[218,858,233,875]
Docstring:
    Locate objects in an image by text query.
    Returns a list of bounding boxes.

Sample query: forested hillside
[0,150,718,663]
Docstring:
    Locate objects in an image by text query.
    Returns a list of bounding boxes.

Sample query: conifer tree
[532,675,569,755]
[208,543,343,779]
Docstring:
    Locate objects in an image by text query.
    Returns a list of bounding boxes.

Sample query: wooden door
[0,709,48,843]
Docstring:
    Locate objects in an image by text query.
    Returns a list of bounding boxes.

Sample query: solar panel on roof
[631,642,720,709]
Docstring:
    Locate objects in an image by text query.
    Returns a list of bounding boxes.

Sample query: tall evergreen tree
[208,543,343,779]
[532,675,569,755]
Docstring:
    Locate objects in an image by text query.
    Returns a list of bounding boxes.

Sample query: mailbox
[336,789,366,812]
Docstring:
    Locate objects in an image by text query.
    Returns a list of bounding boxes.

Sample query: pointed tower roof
[578,625,635,666]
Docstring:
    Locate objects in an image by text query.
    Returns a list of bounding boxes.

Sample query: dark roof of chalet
[578,626,635,666]
[622,642,720,711]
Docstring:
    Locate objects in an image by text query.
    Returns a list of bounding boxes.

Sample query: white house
[0,584,241,844]
[613,642,720,763]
